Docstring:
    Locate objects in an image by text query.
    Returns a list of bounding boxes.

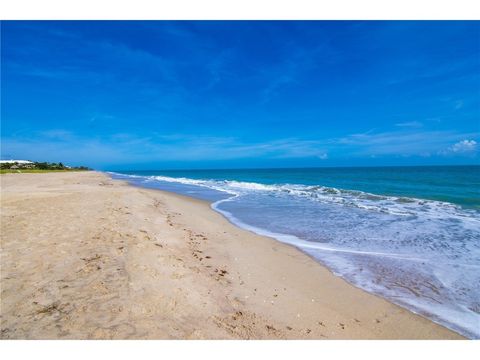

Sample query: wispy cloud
[258,41,336,103]
[395,121,423,128]
[455,100,465,110]
[1,132,329,166]
[39,129,75,140]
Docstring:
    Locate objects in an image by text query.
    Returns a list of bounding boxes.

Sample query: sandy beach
[0,171,463,339]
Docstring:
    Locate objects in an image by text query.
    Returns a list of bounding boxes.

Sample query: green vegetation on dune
[0,169,90,174]
[0,161,91,174]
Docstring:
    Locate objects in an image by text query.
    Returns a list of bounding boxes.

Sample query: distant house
[0,160,33,165]
[0,160,34,170]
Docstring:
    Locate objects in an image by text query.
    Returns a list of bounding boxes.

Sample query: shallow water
[108,166,480,338]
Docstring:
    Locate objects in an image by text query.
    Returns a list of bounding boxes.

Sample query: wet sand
[0,171,463,339]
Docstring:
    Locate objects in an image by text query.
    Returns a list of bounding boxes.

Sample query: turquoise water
[109,165,480,338]
[116,166,480,208]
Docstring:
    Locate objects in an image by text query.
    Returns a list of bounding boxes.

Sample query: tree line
[0,161,90,171]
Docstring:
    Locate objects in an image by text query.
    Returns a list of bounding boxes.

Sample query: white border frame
[1,0,480,20]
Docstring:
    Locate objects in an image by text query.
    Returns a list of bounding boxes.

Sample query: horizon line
[105,163,480,172]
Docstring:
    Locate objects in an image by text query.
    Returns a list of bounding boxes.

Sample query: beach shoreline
[0,171,464,339]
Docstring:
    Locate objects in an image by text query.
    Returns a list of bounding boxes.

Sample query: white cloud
[448,139,477,154]
[317,153,328,160]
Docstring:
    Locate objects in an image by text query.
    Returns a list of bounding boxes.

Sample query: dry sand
[0,171,463,339]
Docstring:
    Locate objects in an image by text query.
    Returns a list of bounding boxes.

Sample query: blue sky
[1,21,479,169]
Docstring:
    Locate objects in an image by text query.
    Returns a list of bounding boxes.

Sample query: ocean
[108,166,480,338]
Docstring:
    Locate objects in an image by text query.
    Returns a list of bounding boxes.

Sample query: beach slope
[0,172,463,339]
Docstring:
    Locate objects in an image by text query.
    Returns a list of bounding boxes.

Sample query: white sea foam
[211,190,480,338]
[124,174,479,223]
